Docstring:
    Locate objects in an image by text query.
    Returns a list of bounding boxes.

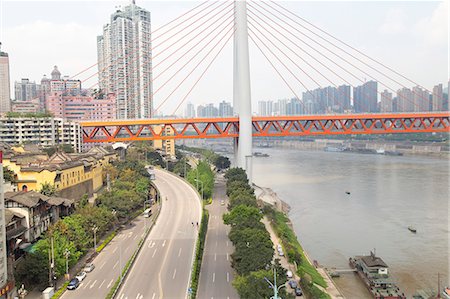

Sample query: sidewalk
[262,217,345,299]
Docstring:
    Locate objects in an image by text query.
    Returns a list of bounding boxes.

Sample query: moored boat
[349,251,406,299]
[408,226,417,233]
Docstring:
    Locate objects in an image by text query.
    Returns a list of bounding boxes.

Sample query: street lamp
[264,268,285,299]
[92,225,99,250]
[64,248,70,278]
[194,179,204,200]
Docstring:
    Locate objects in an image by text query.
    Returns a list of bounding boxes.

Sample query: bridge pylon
[234,0,253,182]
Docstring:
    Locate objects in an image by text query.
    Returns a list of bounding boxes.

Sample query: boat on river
[349,251,406,299]
[408,226,417,233]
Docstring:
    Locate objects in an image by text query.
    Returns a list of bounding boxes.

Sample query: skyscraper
[185,102,196,118]
[412,86,430,112]
[0,44,11,114]
[397,87,414,112]
[353,81,378,113]
[98,2,152,119]
[432,84,443,111]
[14,79,38,101]
[380,90,392,112]
[219,101,233,117]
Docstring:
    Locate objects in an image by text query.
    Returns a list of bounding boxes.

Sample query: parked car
[75,272,86,282]
[220,200,225,206]
[288,280,298,289]
[278,249,284,256]
[295,287,303,296]
[286,270,293,278]
[67,278,80,290]
[277,244,282,251]
[83,263,95,272]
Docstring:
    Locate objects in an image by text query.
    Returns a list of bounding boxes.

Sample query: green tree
[225,168,248,187]
[228,193,258,210]
[226,180,253,197]
[214,155,231,170]
[14,252,49,287]
[39,182,57,196]
[223,205,263,230]
[3,166,15,182]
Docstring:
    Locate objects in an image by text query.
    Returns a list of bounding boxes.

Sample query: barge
[349,251,406,299]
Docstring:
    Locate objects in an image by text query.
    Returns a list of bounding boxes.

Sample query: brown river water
[251,148,449,298]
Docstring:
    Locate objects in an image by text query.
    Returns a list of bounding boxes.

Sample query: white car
[220,200,225,206]
[278,250,284,256]
[287,270,293,278]
[75,271,86,282]
[83,263,95,273]
[277,244,282,251]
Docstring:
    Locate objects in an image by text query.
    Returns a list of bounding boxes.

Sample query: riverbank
[254,185,345,299]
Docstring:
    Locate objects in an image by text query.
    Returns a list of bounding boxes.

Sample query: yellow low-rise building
[153,125,175,158]
[2,146,117,200]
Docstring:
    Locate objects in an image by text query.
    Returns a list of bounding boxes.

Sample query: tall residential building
[432,84,443,111]
[0,44,11,114]
[257,100,273,116]
[412,86,430,112]
[97,2,152,119]
[353,81,378,113]
[397,87,414,112]
[337,85,351,111]
[380,90,393,113]
[219,101,233,117]
[14,79,38,101]
[185,102,196,118]
[0,117,82,152]
[197,103,218,117]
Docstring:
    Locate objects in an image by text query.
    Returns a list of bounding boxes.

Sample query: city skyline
[1,1,448,115]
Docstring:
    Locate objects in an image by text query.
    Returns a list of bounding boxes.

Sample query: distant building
[11,99,40,114]
[397,87,414,112]
[46,93,116,121]
[48,66,81,95]
[197,104,218,117]
[0,116,82,152]
[337,85,351,111]
[353,81,378,113]
[432,84,443,111]
[412,86,430,112]
[153,126,175,158]
[218,101,233,117]
[258,100,273,116]
[380,90,392,113]
[98,2,152,119]
[14,79,38,102]
[185,102,196,118]
[0,44,11,114]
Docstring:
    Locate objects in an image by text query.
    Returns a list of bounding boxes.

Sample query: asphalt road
[61,211,158,299]
[197,174,238,299]
[116,169,202,299]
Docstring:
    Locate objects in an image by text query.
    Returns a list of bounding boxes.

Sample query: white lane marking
[152,293,156,299]
[100,261,106,269]
[152,248,157,258]
[99,280,105,288]
[172,269,177,279]
[119,294,124,299]
[212,272,215,283]
[226,241,228,247]
[83,281,90,289]
[162,240,166,247]
[89,280,97,289]
[107,279,113,288]
[136,294,140,299]
[178,248,182,257]
[112,247,118,254]
[214,253,217,261]
[113,261,119,269]
[79,283,83,288]
[134,235,138,240]
[227,272,230,282]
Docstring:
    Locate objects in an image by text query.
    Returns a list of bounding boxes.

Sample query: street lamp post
[64,248,70,279]
[194,179,204,200]
[264,268,285,299]
[92,225,99,250]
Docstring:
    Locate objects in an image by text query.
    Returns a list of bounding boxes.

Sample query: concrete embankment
[254,184,345,299]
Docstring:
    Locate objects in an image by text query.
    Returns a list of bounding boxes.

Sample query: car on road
[286,270,293,278]
[295,287,303,296]
[75,272,86,282]
[83,263,95,272]
[220,200,225,206]
[66,278,80,290]
[288,280,298,289]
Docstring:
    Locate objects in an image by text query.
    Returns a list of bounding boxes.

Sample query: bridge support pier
[234,0,253,182]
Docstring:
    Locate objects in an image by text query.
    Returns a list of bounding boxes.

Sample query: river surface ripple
[251,148,449,298]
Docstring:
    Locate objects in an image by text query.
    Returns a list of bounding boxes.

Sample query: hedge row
[189,209,209,298]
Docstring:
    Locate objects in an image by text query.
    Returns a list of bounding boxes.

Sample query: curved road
[117,169,202,299]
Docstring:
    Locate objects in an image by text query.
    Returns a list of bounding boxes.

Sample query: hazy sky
[1,0,448,115]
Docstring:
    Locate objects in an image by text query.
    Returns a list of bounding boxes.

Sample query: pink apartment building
[46,93,116,121]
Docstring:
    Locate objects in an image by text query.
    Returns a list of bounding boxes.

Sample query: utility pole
[264,268,285,299]
[64,249,70,279]
[92,226,99,250]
